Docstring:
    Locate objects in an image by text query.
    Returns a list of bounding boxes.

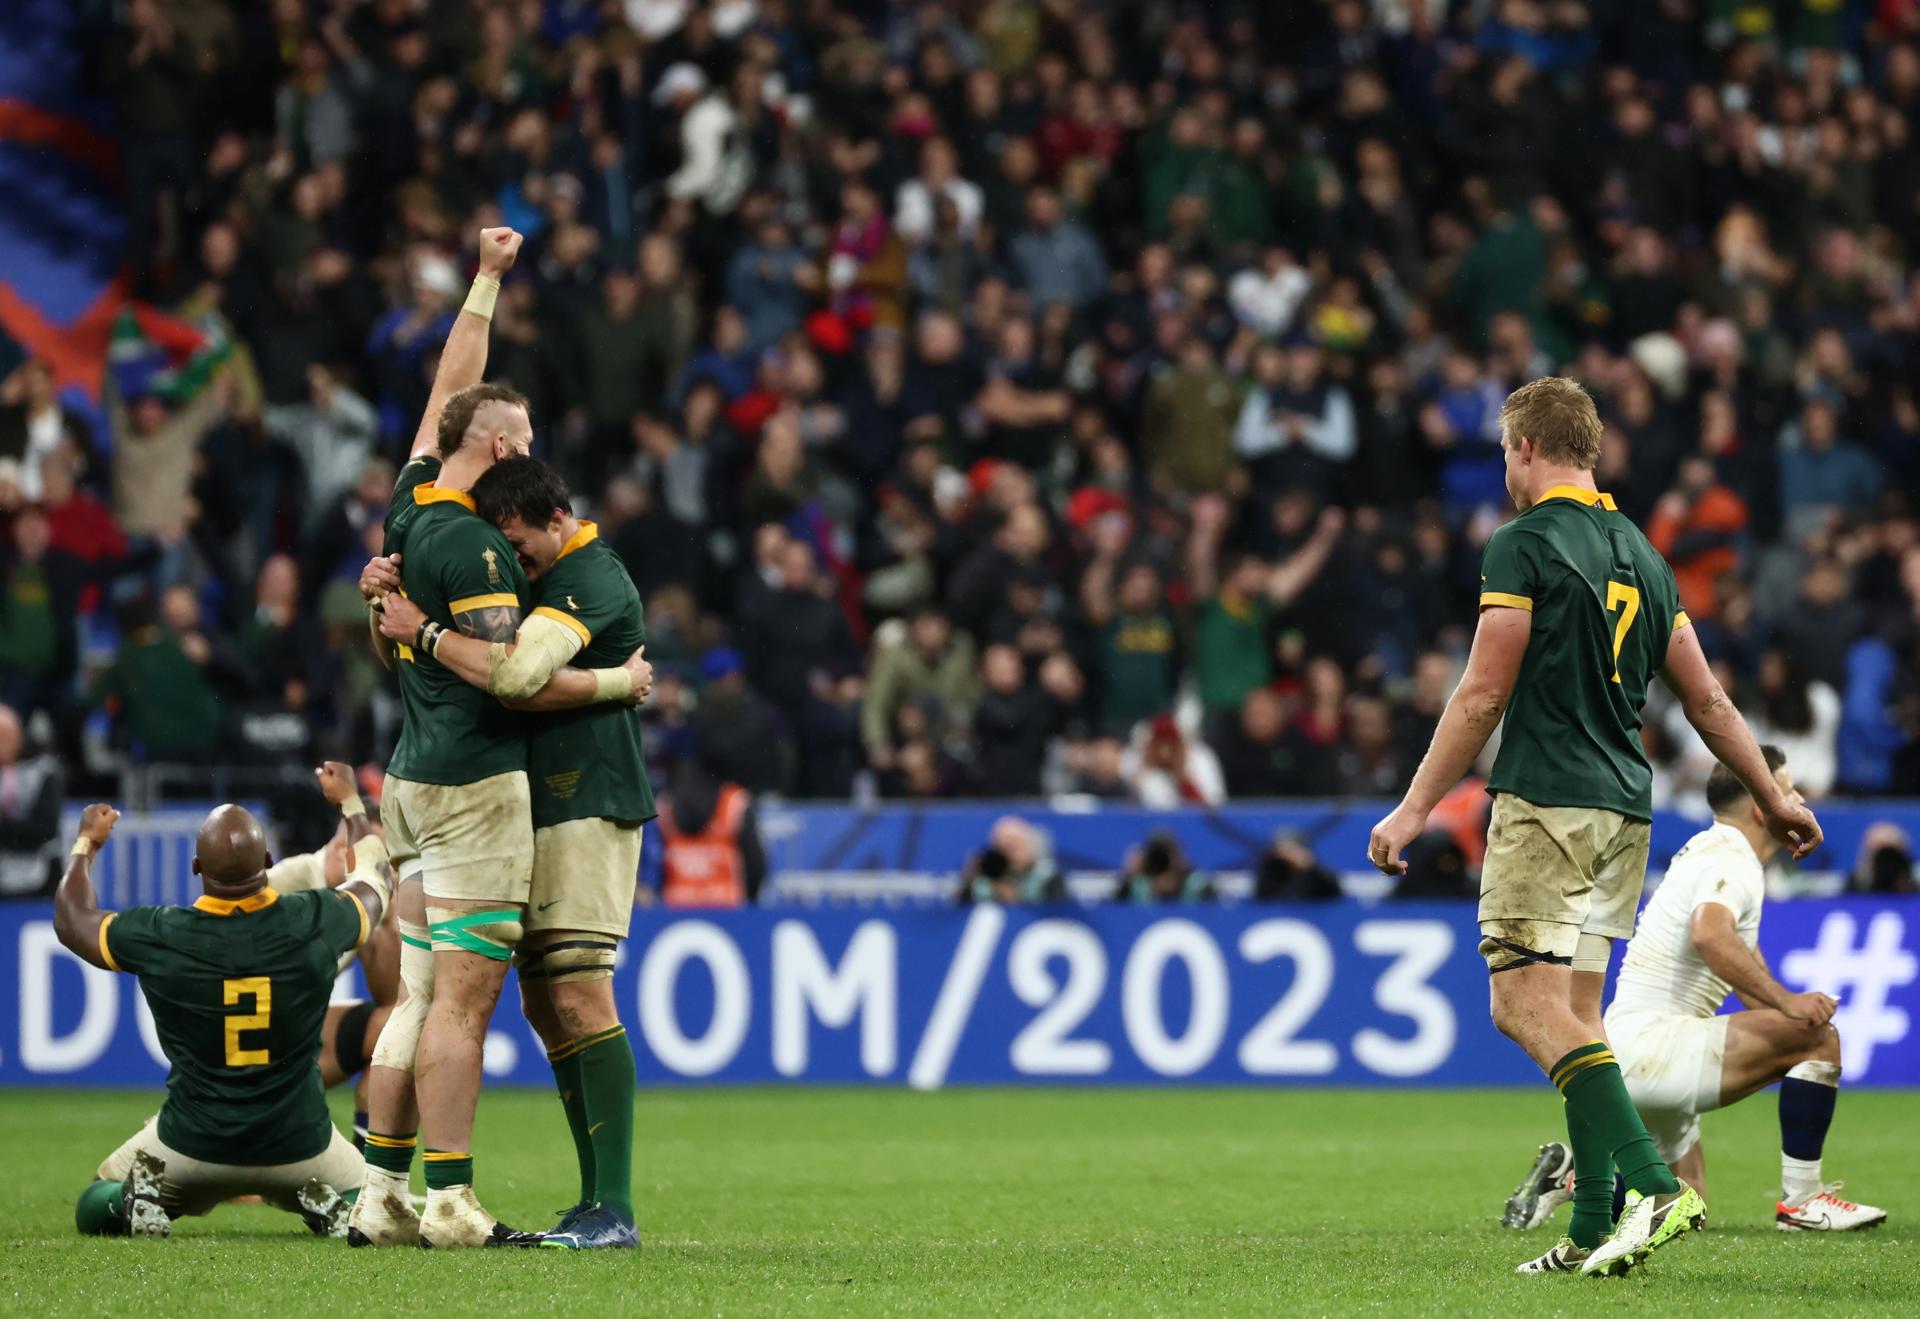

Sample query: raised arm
[1369,605,1531,874]
[53,805,121,970]
[409,227,522,459]
[314,762,389,933]
[376,590,651,710]
[1690,902,1835,1023]
[1662,623,1822,858]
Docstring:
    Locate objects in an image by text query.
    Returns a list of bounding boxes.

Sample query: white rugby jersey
[1609,821,1765,1021]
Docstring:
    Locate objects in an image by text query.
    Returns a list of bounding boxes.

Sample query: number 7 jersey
[1479,484,1686,821]
[98,886,371,1166]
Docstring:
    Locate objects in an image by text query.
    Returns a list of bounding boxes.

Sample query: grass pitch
[0,1088,1911,1315]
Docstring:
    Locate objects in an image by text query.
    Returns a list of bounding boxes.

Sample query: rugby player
[91,764,399,1191]
[1367,377,1822,1278]
[374,455,655,1249]
[58,774,390,1238]
[351,227,649,1249]
[1502,748,1886,1237]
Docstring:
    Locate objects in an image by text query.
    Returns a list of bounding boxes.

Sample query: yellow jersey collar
[193,887,280,916]
[414,482,477,511]
[555,520,599,562]
[1537,483,1617,511]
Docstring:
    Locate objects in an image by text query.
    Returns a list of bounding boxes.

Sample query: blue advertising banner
[2,901,1913,1088]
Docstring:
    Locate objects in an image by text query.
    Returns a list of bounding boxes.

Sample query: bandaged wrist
[592,666,633,703]
[70,837,95,859]
[339,795,366,820]
[463,274,501,320]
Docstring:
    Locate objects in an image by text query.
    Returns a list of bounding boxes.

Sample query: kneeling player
[375,455,654,1248]
[1503,748,1886,1239]
[60,779,391,1238]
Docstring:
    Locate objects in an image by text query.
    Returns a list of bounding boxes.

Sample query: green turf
[0,1088,1912,1315]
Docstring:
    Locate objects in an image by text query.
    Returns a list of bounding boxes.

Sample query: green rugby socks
[1564,1104,1615,1249]
[423,1149,474,1190]
[568,1024,637,1219]
[1551,1041,1681,1198]
[363,1129,416,1178]
[548,1046,596,1206]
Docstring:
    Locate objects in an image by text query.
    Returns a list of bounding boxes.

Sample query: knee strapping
[1479,935,1573,974]
[427,906,523,961]
[1571,932,1613,975]
[518,938,618,984]
[1787,1058,1842,1086]
[369,927,434,1073]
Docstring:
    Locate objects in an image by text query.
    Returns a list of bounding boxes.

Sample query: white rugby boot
[1776,1184,1888,1232]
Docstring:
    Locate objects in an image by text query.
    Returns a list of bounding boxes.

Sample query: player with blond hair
[1370,376,1822,1277]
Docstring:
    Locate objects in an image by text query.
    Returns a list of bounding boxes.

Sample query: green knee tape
[427,908,523,961]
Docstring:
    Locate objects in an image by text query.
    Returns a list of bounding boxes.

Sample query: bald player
[56,779,391,1239]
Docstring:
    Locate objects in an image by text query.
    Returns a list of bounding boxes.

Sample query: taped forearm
[485,614,582,701]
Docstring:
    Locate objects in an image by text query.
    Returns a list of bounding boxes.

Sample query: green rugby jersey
[526,522,656,828]
[100,887,370,1165]
[1479,484,1686,821]
[383,456,531,785]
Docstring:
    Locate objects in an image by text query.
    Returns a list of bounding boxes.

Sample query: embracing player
[371,455,654,1249]
[1503,748,1886,1237]
[57,771,390,1238]
[1368,377,1822,1278]
[350,227,648,1248]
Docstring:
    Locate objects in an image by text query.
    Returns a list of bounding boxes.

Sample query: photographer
[956,816,1067,905]
[1113,831,1218,905]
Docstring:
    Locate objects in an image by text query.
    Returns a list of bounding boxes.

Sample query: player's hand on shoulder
[79,804,120,846]
[360,553,402,604]
[378,592,426,640]
[623,644,653,705]
[1782,990,1838,1028]
[478,226,523,277]
[314,761,358,806]
[1762,797,1823,860]
[1367,805,1423,876]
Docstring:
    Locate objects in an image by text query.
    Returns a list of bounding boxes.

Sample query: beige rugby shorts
[382,770,534,906]
[1477,792,1651,966]
[524,817,645,939]
[96,1115,363,1218]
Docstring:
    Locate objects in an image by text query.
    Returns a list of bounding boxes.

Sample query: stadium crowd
[4,0,1920,832]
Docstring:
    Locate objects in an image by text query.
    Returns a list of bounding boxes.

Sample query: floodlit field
[0,1088,1912,1315]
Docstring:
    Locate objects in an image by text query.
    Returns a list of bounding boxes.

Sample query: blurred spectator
[1746,651,1841,800]
[1124,716,1226,808]
[863,607,978,773]
[1084,556,1177,737]
[0,703,62,895]
[1254,834,1342,901]
[657,761,767,907]
[263,366,378,523]
[1217,688,1324,798]
[1113,832,1217,904]
[956,815,1066,905]
[691,647,795,795]
[90,595,224,762]
[1648,454,1749,623]
[0,361,96,495]
[1778,399,1881,540]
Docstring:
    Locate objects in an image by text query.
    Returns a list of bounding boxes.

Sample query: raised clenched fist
[80,804,121,847]
[477,226,523,278]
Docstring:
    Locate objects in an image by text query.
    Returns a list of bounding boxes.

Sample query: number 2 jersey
[99,887,370,1165]
[1478,484,1686,821]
